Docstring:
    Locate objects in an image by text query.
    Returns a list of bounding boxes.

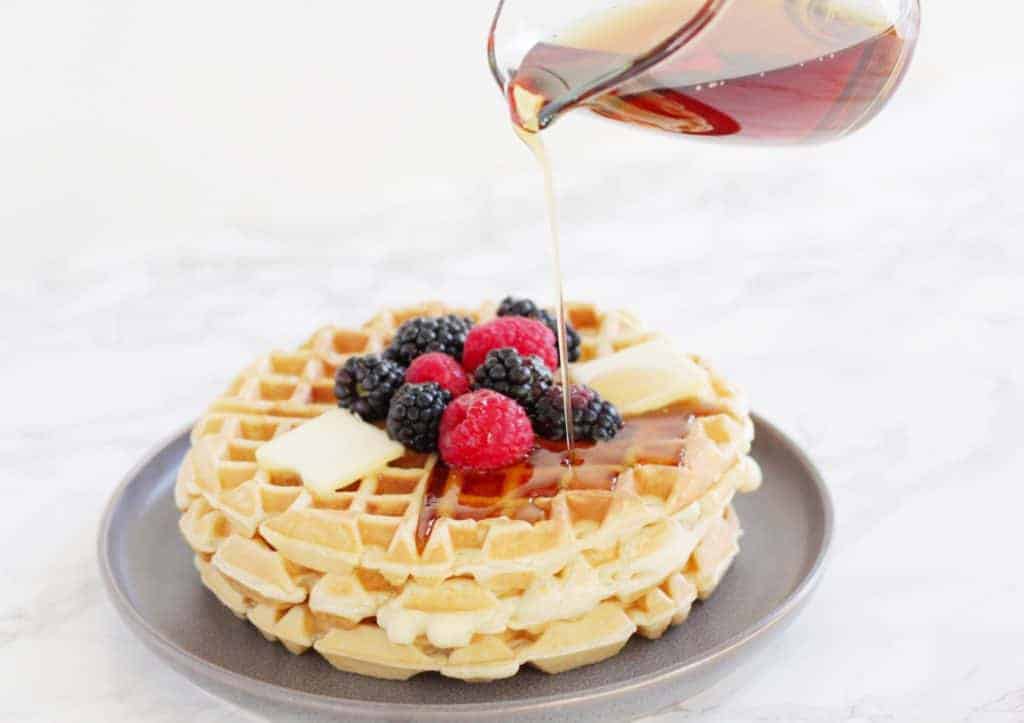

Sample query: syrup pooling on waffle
[415,400,727,551]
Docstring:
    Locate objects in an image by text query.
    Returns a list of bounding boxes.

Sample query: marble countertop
[2,2,1022,721]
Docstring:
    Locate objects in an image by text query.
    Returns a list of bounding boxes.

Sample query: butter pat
[256,409,404,497]
[569,338,714,415]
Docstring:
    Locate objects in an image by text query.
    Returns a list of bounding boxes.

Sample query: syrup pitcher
[488,0,920,142]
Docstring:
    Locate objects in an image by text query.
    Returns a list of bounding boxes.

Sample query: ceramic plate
[99,414,832,722]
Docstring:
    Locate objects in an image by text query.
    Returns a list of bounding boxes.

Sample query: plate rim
[98,413,833,719]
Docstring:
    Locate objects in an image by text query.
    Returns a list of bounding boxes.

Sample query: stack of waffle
[176,302,761,681]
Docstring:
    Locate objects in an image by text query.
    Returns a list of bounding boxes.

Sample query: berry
[406,352,470,397]
[462,317,557,373]
[438,390,534,470]
[386,383,452,453]
[472,348,552,411]
[385,315,474,367]
[334,354,406,421]
[532,385,623,442]
[498,296,581,363]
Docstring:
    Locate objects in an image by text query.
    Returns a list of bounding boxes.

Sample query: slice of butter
[255,409,404,497]
[569,338,714,415]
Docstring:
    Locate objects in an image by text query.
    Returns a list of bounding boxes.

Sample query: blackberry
[532,384,623,442]
[386,383,452,452]
[334,354,406,421]
[497,296,581,363]
[472,347,553,411]
[385,315,474,366]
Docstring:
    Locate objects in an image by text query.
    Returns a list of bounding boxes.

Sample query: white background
[2,1,1023,722]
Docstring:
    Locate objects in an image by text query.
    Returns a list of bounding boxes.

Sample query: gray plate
[98,415,832,722]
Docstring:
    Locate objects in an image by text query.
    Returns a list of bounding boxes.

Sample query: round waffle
[176,302,762,681]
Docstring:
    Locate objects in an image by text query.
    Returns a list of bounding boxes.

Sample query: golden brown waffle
[176,301,761,681]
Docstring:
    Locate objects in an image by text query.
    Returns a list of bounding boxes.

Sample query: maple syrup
[505,0,919,141]
[514,126,576,454]
[468,0,917,539]
[499,0,917,456]
[415,401,717,550]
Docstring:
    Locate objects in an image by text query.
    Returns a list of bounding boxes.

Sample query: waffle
[176,301,761,681]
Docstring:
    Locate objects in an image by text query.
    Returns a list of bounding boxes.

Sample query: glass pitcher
[488,0,921,143]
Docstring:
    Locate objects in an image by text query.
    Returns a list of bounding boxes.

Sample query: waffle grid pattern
[176,302,762,680]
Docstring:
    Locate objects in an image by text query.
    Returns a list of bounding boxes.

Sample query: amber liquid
[415,402,717,549]
[515,127,576,454]
[506,0,917,453]
[494,0,916,527]
[507,0,918,142]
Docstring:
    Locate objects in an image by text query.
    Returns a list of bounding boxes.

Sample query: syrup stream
[513,125,575,457]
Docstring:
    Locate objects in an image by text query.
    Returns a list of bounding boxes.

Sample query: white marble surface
[2,2,1023,722]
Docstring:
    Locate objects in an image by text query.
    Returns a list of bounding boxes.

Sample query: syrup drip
[514,125,576,455]
[414,402,718,551]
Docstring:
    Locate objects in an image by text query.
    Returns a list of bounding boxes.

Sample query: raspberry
[532,385,623,442]
[386,383,451,453]
[438,390,534,470]
[462,317,557,373]
[385,315,474,367]
[472,348,552,412]
[334,354,406,421]
[406,352,470,397]
[498,296,581,363]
